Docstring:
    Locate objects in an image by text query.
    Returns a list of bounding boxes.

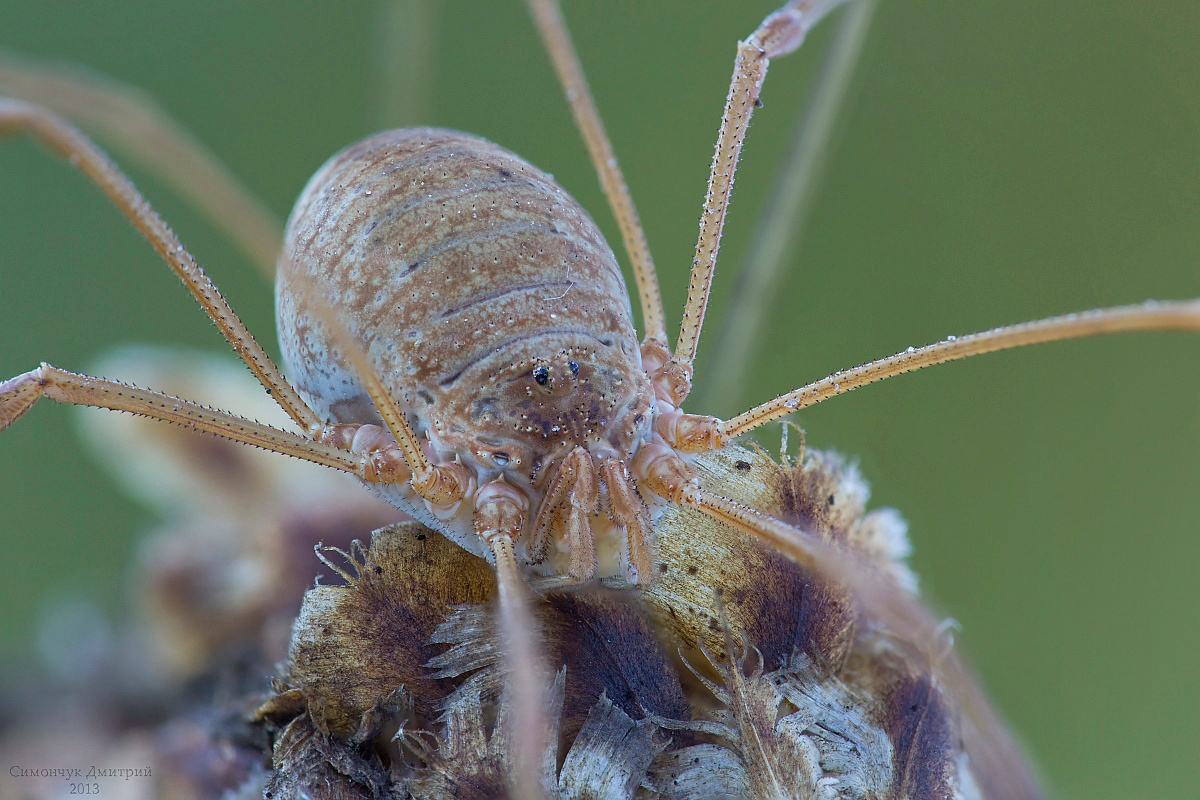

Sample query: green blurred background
[0,1,1196,796]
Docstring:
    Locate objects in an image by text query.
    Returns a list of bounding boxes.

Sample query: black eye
[567,361,579,377]
[533,366,550,386]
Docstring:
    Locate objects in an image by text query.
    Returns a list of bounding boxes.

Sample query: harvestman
[1,1,1198,795]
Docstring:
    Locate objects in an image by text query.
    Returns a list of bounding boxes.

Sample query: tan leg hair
[666,0,853,405]
[474,484,549,800]
[720,299,1200,440]
[524,0,666,346]
[0,99,320,434]
[0,363,407,481]
[0,53,282,276]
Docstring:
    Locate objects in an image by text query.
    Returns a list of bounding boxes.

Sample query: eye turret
[529,356,581,398]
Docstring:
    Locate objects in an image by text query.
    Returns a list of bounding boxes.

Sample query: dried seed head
[266,442,1007,797]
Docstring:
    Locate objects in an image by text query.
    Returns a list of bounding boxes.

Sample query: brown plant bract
[261,440,994,799]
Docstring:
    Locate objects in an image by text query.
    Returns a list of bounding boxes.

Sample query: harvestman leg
[0,100,469,506]
[699,0,878,413]
[0,364,394,481]
[653,302,1200,451]
[524,0,667,347]
[663,0,855,404]
[0,54,282,277]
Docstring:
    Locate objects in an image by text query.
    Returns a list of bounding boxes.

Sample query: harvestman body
[277,128,659,582]
[1,0,1198,794]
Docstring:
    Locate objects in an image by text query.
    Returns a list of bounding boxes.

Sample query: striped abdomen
[277,129,653,499]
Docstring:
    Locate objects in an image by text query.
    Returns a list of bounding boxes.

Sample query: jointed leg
[697,0,877,414]
[633,437,945,660]
[529,446,590,563]
[0,100,320,434]
[292,288,471,507]
[524,0,666,345]
[719,299,1200,440]
[649,299,1200,451]
[0,54,282,276]
[473,480,549,800]
[0,363,412,482]
[600,458,655,585]
[664,0,853,405]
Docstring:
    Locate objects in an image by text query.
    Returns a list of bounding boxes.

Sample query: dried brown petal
[285,524,495,736]
[643,444,874,669]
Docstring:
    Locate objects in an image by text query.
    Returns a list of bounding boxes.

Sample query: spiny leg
[649,300,1200,451]
[697,0,877,414]
[473,480,549,800]
[633,441,943,656]
[0,364,418,484]
[287,286,472,508]
[0,54,282,276]
[529,446,589,562]
[718,299,1200,441]
[523,0,666,346]
[528,447,599,582]
[633,434,1044,798]
[661,0,853,405]
[0,99,319,433]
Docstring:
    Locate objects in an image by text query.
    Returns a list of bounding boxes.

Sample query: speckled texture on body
[277,129,655,504]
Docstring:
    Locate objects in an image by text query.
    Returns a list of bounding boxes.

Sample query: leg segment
[664,0,852,406]
[529,446,589,562]
[473,480,548,800]
[529,447,598,582]
[719,299,1200,440]
[291,288,470,508]
[632,439,947,664]
[697,0,877,414]
[651,299,1200,451]
[524,0,666,346]
[0,99,320,433]
[0,363,398,480]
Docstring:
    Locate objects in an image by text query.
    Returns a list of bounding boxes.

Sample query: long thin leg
[473,482,548,800]
[0,364,393,479]
[719,299,1200,440]
[0,100,321,434]
[0,55,282,277]
[524,0,666,345]
[697,0,877,415]
[665,0,853,405]
[292,288,470,506]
